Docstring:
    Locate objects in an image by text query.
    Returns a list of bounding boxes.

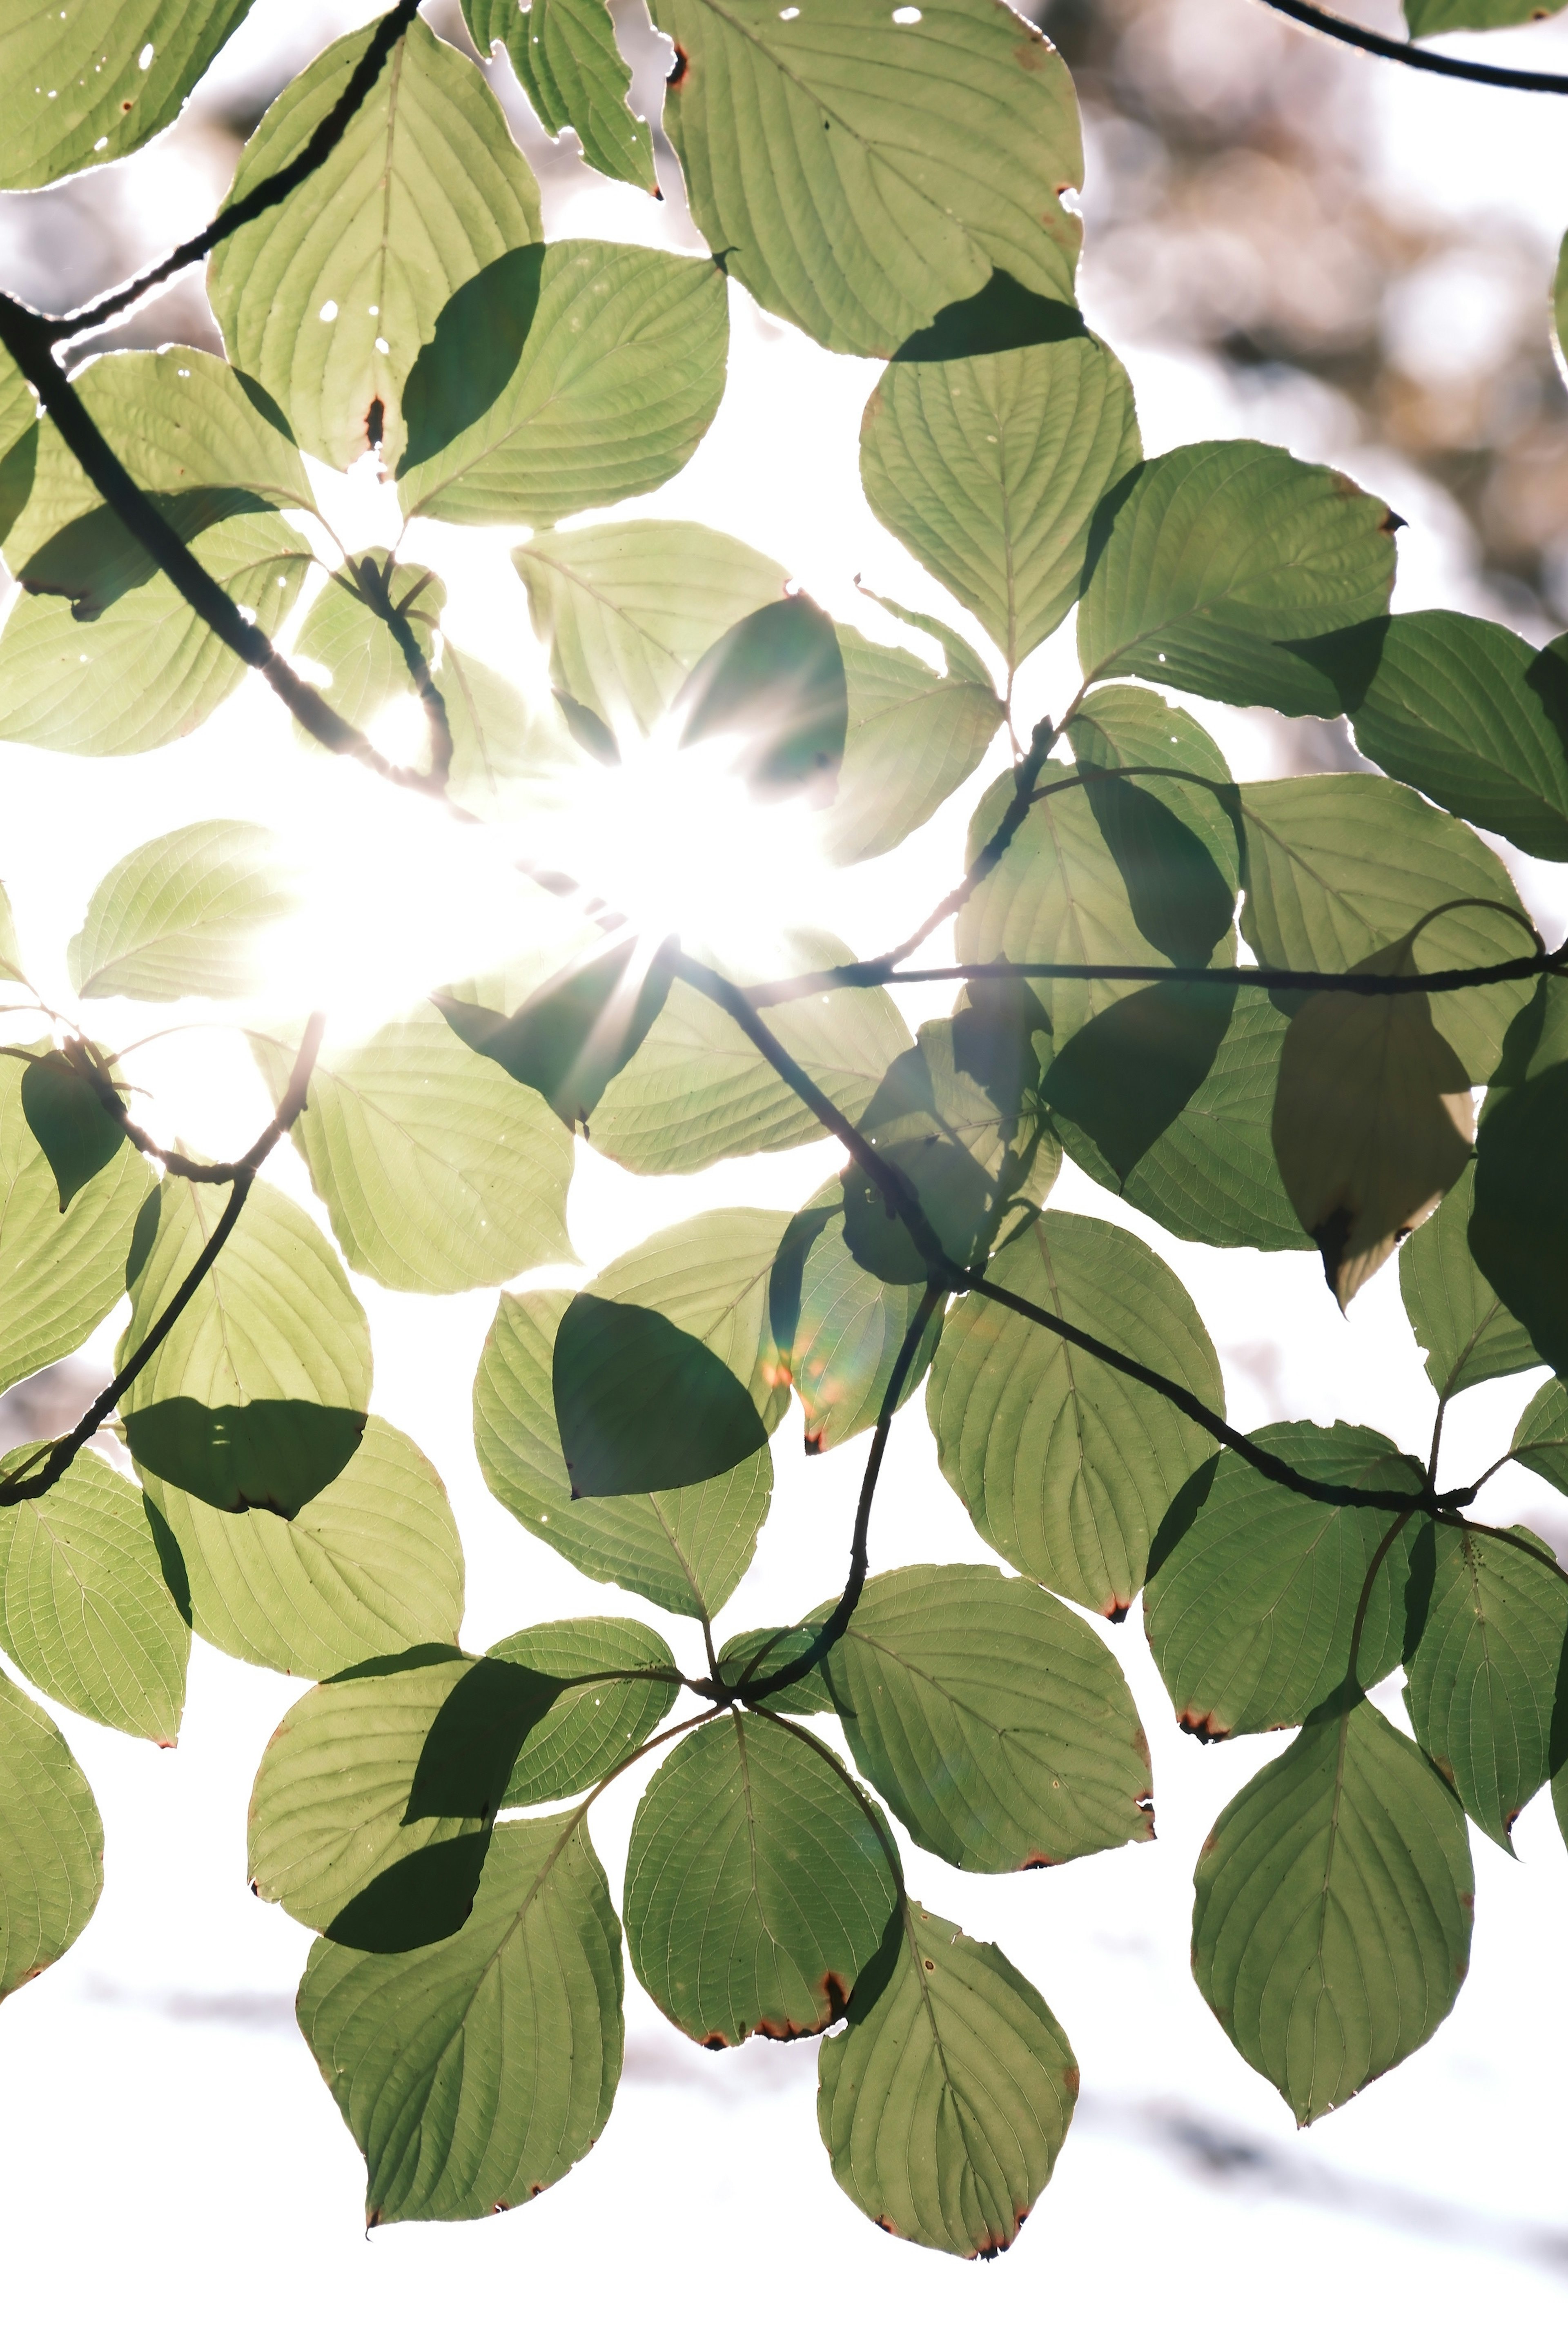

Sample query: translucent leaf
[287,554,441,753]
[0,1668,101,2001]
[624,1711,896,2046]
[817,1901,1076,2258]
[1403,1522,1568,1851]
[20,1050,127,1211]
[816,1561,1154,1871]
[0,512,311,755]
[252,1003,573,1294]
[679,596,846,793]
[767,1179,942,1454]
[141,1417,462,1681]
[0,1449,187,1744]
[579,1205,794,1431]
[438,639,586,819]
[553,1294,769,1496]
[0,1045,151,1396]
[1399,1163,1539,1402]
[715,1624,835,1713]
[118,1176,372,1517]
[1144,1428,1425,1741]
[928,1210,1224,1616]
[1064,683,1240,875]
[861,320,1139,672]
[1406,0,1565,32]
[1043,981,1237,1189]
[515,519,787,739]
[0,876,25,985]
[648,0,1082,355]
[439,931,676,1134]
[1237,773,1535,1084]
[395,242,728,526]
[0,1,254,190]
[298,1813,623,2223]
[474,1289,771,1619]
[1471,1060,1568,1376]
[69,821,298,1001]
[464,0,654,189]
[1510,1377,1568,1496]
[1078,442,1396,716]
[208,16,542,472]
[1191,1698,1472,2125]
[822,624,1004,866]
[487,1618,679,1804]
[1273,938,1476,1309]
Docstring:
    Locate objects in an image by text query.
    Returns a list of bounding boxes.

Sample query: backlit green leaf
[649,0,1082,355]
[1403,1521,1568,1851]
[287,554,441,753]
[486,1618,678,1806]
[1191,1697,1472,2125]
[464,0,655,189]
[861,321,1139,672]
[0,876,24,984]
[625,1709,896,2046]
[118,1175,372,1517]
[553,1293,769,1496]
[141,1416,463,1681]
[68,820,298,1001]
[580,1206,794,1432]
[822,624,1004,866]
[299,1812,624,2223]
[0,1449,187,1744]
[438,931,675,1133]
[475,1290,771,1619]
[253,1002,574,1294]
[395,242,728,527]
[678,595,847,793]
[20,1050,126,1211]
[0,1668,101,2001]
[817,1900,1076,2259]
[1406,0,1565,33]
[1144,1428,1425,1740]
[1400,1163,1539,1401]
[208,16,543,472]
[1509,1377,1568,1496]
[0,1,254,190]
[1472,1059,1568,1376]
[767,1178,942,1454]
[1078,442,1396,716]
[929,1210,1224,1616]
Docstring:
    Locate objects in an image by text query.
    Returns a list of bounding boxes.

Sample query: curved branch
[1255,0,1568,91]
[0,1014,325,1507]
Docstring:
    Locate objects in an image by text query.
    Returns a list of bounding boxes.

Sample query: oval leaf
[0,1668,102,2001]
[553,1294,769,1497]
[1399,1161,1539,1401]
[68,821,298,1002]
[463,0,655,190]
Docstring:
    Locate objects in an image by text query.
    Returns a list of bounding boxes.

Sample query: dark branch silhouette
[1256,0,1568,91]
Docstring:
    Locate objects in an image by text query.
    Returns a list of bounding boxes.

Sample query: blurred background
[0,2,1566,2343]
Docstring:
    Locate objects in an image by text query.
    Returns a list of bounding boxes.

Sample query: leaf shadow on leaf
[142,1491,192,1628]
[325,1832,494,1953]
[1144,1451,1220,1588]
[20,488,271,620]
[1401,1519,1438,1665]
[891,272,1089,363]
[1045,980,1236,1183]
[677,597,847,796]
[0,422,37,545]
[553,1293,771,1495]
[436,934,675,1130]
[1081,774,1236,963]
[20,1050,127,1209]
[122,1397,366,1517]
[397,244,546,475]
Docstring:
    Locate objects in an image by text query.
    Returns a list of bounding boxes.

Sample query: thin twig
[1256,0,1568,92]
[0,1015,325,1507]
[870,715,1062,969]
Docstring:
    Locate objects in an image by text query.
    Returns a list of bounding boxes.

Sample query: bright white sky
[2,3,1568,2343]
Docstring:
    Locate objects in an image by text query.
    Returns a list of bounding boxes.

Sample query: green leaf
[438,638,587,818]
[817,1900,1077,2258]
[486,1618,678,1804]
[649,0,1083,355]
[767,1179,942,1454]
[0,1450,187,1744]
[1272,939,1476,1309]
[955,760,1237,1051]
[822,623,1004,866]
[287,555,441,753]
[438,931,676,1133]
[553,1294,769,1496]
[1406,0,1565,33]
[817,1561,1154,1871]
[1144,1429,1425,1741]
[0,1045,151,1396]
[298,1812,623,2223]
[395,241,728,526]
[678,595,847,793]
[856,588,996,690]
[579,1205,794,1431]
[515,520,788,739]
[118,1175,372,1517]
[1400,1162,1539,1402]
[0,1668,101,2002]
[1509,1377,1568,1495]
[0,1,254,190]
[625,1710,896,2045]
[474,1288,771,1619]
[1472,1060,1568,1376]
[465,0,655,189]
[715,1624,835,1712]
[68,820,298,1001]
[0,511,311,756]
[1238,772,1535,1084]
[0,876,25,985]
[1191,1697,1472,2125]
[20,1050,126,1211]
[252,1002,573,1294]
[140,1416,463,1681]
[1316,613,1568,864]
[589,932,911,1176]
[0,356,35,552]
[1403,1522,1568,1851]
[1043,980,1237,1188]
[861,323,1139,673]
[928,1209,1224,1616]
[208,16,542,473]
[1078,442,1397,716]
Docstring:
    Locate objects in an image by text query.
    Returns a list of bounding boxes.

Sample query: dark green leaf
[1144,1428,1425,1740]
[299,1813,623,2223]
[1192,1697,1472,2124]
[464,0,655,190]
[817,1900,1077,2258]
[20,1051,125,1211]
[68,820,299,1000]
[1400,1163,1539,1402]
[624,1710,896,2045]
[0,1668,102,2001]
[1510,1377,1568,1496]
[767,1178,942,1454]
[1043,980,1235,1185]
[437,933,676,1132]
[1471,1060,1568,1376]
[553,1294,770,1497]
[484,1619,677,1805]
[0,2,254,189]
[678,597,847,795]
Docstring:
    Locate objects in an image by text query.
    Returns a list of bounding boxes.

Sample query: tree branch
[0,1014,326,1507]
[1255,0,1568,92]
[870,714,1061,970]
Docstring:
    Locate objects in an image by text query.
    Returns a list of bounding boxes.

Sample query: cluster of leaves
[0,0,1567,2265]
